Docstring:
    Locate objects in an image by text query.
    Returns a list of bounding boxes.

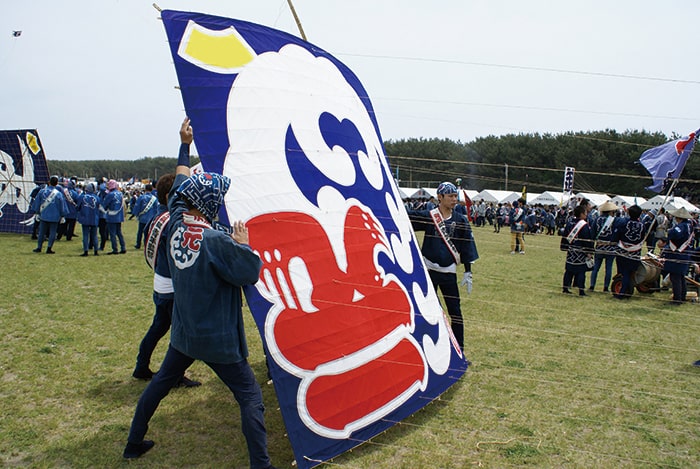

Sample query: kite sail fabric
[161,10,468,468]
[0,129,49,234]
[639,129,699,193]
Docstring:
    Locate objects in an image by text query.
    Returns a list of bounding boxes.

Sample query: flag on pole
[639,129,699,193]
[521,184,527,202]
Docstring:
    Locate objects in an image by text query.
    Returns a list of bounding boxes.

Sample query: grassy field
[1,219,699,468]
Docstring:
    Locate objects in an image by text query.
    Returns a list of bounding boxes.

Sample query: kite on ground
[161,10,469,468]
[0,129,49,234]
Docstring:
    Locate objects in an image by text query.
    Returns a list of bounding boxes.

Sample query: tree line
[384,129,700,202]
[47,129,699,202]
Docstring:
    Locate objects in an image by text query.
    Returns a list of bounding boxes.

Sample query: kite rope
[475,436,542,451]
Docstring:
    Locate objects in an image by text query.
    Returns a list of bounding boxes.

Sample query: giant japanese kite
[0,129,49,234]
[161,10,468,468]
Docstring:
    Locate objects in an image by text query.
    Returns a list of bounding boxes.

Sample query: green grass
[1,221,699,468]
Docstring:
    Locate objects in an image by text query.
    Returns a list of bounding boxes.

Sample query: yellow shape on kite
[178,20,256,74]
[25,132,40,155]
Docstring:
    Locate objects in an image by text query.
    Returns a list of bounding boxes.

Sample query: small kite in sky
[12,31,22,37]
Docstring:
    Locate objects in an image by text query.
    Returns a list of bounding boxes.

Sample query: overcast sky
[1,0,698,160]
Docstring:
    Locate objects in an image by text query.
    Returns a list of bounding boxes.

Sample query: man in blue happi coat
[659,207,694,305]
[124,118,276,469]
[32,175,68,254]
[407,181,479,354]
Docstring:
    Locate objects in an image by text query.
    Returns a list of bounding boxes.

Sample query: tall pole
[286,0,307,41]
[504,163,508,191]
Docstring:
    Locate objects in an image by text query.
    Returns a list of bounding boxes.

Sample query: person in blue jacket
[612,204,645,299]
[59,178,80,241]
[407,181,479,355]
[97,179,109,250]
[124,118,276,469]
[132,184,159,249]
[32,175,68,254]
[76,182,100,256]
[561,204,594,296]
[131,172,200,389]
[102,179,126,254]
[589,201,618,292]
[659,207,694,305]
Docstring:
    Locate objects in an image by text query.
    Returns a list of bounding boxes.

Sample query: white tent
[460,189,480,201]
[398,187,434,199]
[475,189,520,204]
[576,192,611,208]
[611,195,646,208]
[529,191,566,206]
[422,187,437,199]
[398,186,420,199]
[641,195,699,212]
[526,192,541,204]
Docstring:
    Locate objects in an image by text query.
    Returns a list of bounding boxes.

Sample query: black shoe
[123,440,154,459]
[119,250,127,254]
[562,289,572,294]
[174,376,201,388]
[588,286,594,291]
[107,251,118,255]
[93,251,99,256]
[579,291,587,296]
[132,368,154,380]
[80,252,88,257]
[46,248,55,254]
[134,245,140,249]
[603,288,609,292]
[32,248,41,253]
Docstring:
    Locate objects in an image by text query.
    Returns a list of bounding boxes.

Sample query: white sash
[669,230,694,253]
[618,240,644,252]
[429,208,461,264]
[566,219,587,243]
[144,212,170,270]
[39,188,58,214]
[138,194,157,218]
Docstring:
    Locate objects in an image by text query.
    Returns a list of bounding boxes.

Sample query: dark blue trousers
[428,270,463,351]
[135,294,173,371]
[127,345,271,468]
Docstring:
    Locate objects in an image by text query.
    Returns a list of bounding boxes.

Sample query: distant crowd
[405,193,700,305]
[29,176,158,255]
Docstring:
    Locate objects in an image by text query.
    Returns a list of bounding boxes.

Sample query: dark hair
[628,205,642,220]
[574,205,586,218]
[156,173,176,205]
[49,176,59,186]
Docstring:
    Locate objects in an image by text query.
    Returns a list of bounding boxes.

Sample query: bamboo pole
[286,0,307,41]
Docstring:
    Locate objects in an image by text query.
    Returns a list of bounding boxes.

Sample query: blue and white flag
[639,129,699,193]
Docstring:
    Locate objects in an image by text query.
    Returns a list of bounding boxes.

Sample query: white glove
[461,271,473,294]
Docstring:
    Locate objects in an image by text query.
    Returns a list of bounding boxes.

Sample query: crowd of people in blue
[29,175,159,256]
[405,193,699,306]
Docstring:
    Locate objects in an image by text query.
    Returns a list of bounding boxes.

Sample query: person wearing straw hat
[589,201,618,292]
[658,207,695,305]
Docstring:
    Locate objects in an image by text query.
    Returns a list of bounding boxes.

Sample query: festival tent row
[641,195,699,212]
[473,189,520,204]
